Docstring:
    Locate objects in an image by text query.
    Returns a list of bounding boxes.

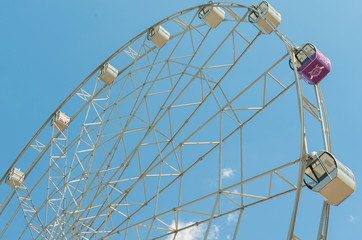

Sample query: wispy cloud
[231,189,240,195]
[227,212,239,224]
[348,215,357,223]
[222,168,235,179]
[208,225,220,240]
[167,220,219,240]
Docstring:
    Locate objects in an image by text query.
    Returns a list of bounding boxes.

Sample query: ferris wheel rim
[0,2,255,186]
[0,2,332,240]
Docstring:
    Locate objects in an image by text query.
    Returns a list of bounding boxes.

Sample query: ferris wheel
[0,1,355,240]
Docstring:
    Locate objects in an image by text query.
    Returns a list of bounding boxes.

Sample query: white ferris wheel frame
[0,2,332,240]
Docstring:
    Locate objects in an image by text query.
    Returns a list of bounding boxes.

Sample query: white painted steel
[0,2,337,240]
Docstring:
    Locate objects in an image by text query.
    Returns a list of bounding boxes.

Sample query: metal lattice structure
[0,2,333,240]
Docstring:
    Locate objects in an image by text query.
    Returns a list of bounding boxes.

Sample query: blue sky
[0,0,361,239]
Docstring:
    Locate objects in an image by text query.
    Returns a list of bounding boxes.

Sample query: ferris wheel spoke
[4,45,292,240]
[13,182,48,240]
[59,13,232,238]
[124,63,292,231]
[1,3,345,240]
[57,53,171,240]
[44,78,114,236]
[102,157,300,239]
[81,31,264,238]
[96,73,295,238]
[0,80,116,221]
[47,47,165,235]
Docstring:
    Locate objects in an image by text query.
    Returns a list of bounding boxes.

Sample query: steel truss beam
[1,3,334,240]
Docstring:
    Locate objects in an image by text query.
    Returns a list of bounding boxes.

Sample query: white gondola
[5,168,24,188]
[304,151,355,206]
[51,111,70,131]
[248,1,281,35]
[147,25,170,48]
[198,3,225,29]
[99,63,118,85]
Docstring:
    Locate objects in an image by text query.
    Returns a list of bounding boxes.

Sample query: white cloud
[226,235,231,240]
[207,225,220,240]
[231,189,240,195]
[167,220,219,240]
[222,168,235,179]
[348,215,357,223]
[227,212,238,224]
